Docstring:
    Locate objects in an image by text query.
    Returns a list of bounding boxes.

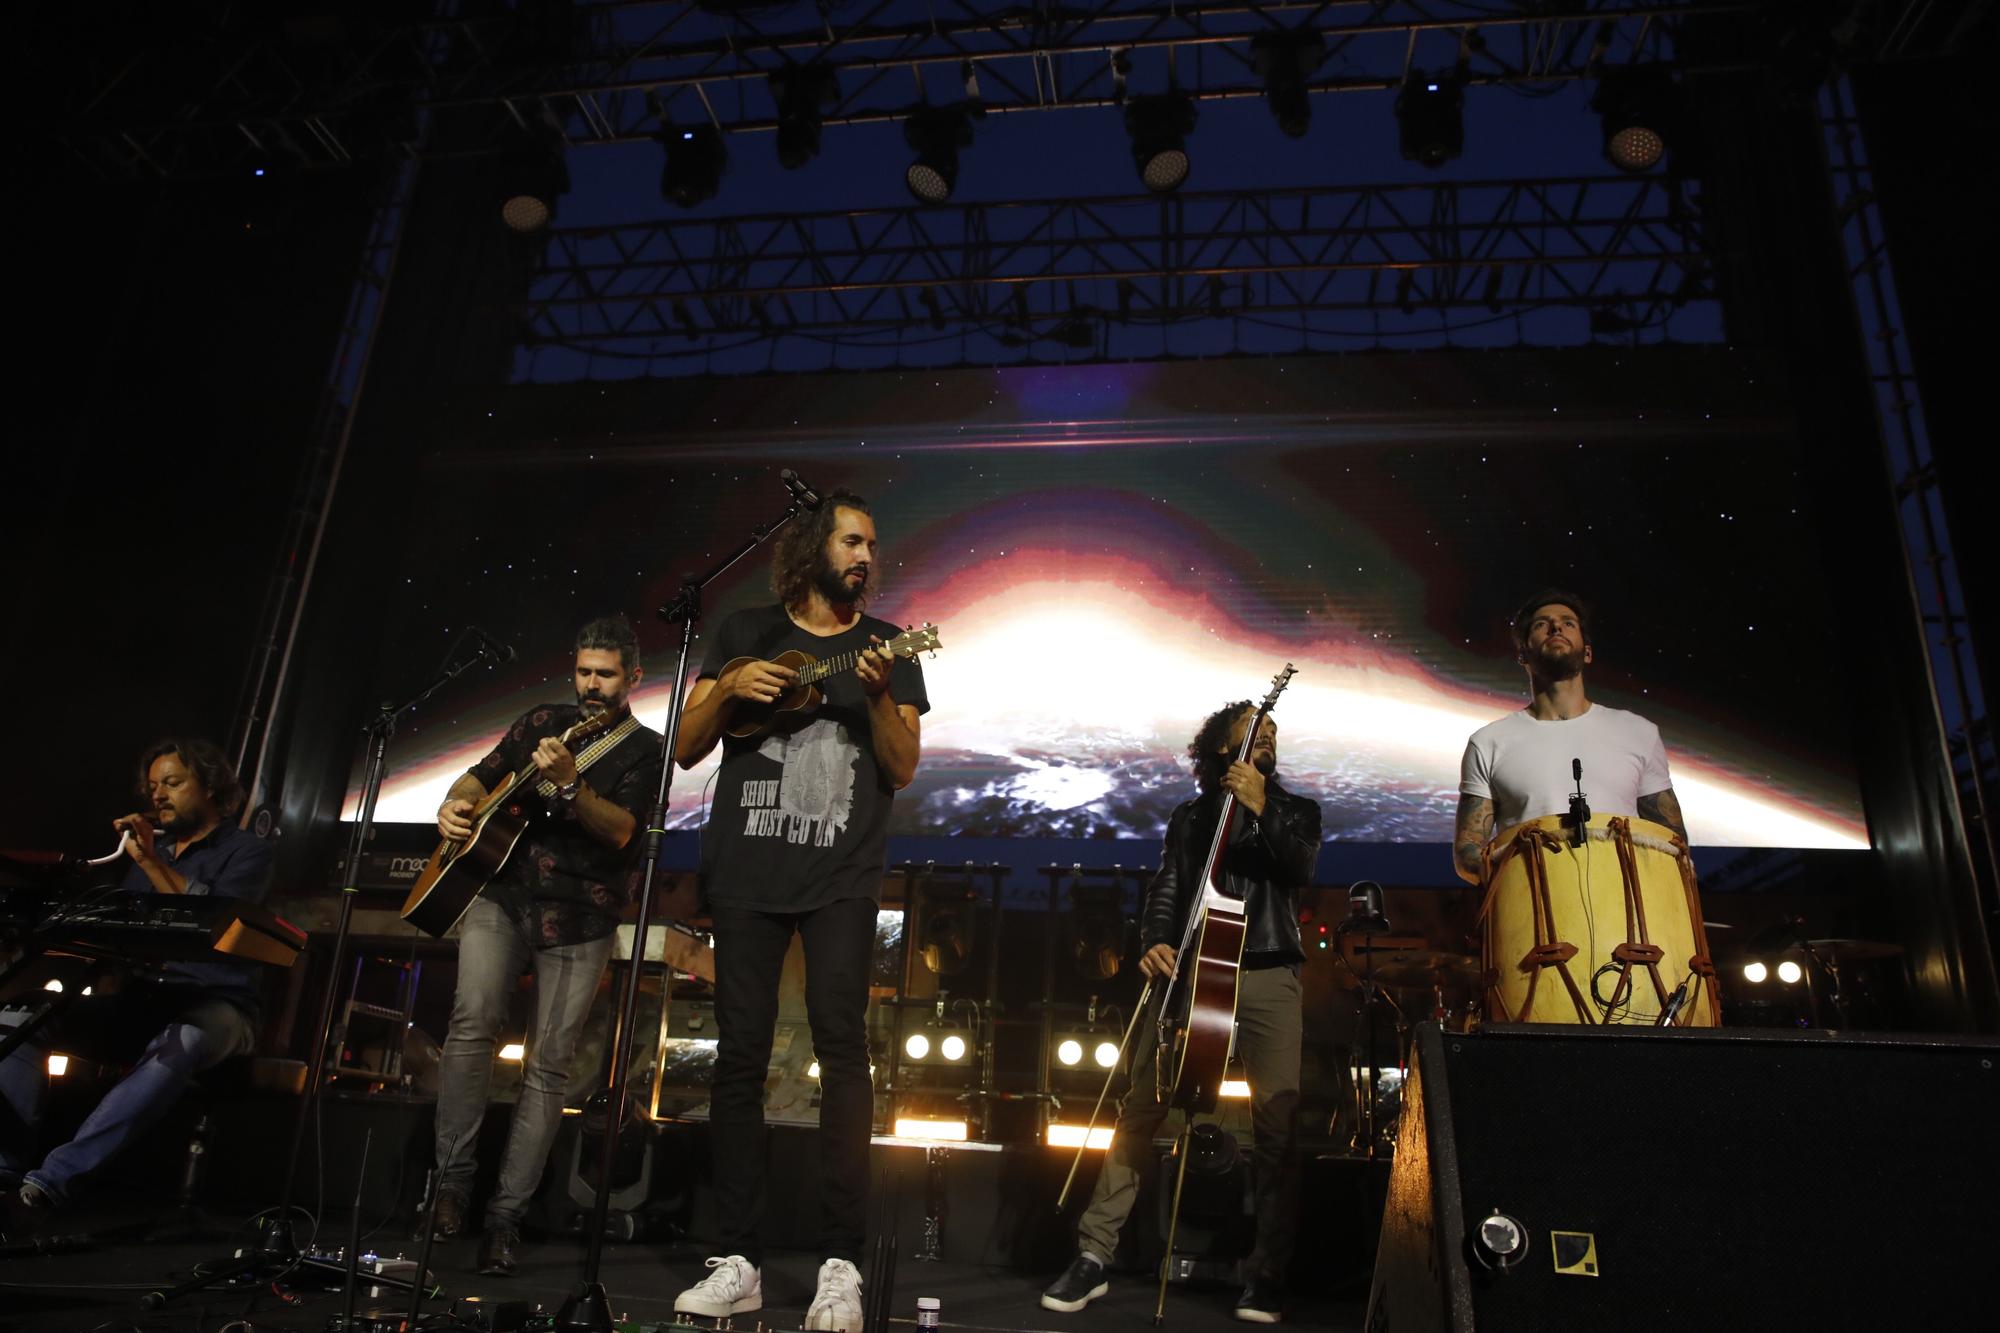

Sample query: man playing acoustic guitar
[428,614,660,1275]
[669,489,928,1331]
[1042,702,1319,1325]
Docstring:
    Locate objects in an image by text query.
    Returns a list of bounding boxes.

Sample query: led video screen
[347,359,1866,851]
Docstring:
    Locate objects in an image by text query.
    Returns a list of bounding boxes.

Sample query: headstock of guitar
[562,708,618,746]
[890,623,943,658]
[1259,663,1298,713]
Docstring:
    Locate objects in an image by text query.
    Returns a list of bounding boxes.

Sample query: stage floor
[3,1206,1370,1333]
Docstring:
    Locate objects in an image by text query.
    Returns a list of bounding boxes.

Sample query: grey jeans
[1076,964,1302,1280]
[434,896,612,1227]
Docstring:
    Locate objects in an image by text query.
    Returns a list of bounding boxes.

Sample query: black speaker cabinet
[1366,1024,1999,1332]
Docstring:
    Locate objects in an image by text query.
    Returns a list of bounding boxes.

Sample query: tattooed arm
[1637,788,1690,843]
[1453,793,1496,885]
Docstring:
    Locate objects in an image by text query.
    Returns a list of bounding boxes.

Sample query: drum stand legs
[1152,1121,1195,1328]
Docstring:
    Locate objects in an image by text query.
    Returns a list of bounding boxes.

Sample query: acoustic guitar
[1155,663,1297,1112]
[400,708,617,937]
[722,622,942,739]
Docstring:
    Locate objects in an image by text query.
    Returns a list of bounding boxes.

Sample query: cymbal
[1781,938,1905,962]
[1368,951,1482,988]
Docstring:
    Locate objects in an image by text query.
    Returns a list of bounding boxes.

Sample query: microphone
[781,468,823,511]
[1567,758,1590,848]
[468,626,518,664]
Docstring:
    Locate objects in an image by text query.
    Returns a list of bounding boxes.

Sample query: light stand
[142,638,499,1313]
[556,492,807,1331]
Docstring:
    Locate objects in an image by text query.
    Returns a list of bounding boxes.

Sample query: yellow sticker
[1551,1231,1599,1277]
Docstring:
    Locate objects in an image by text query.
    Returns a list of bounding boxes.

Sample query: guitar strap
[529,713,642,798]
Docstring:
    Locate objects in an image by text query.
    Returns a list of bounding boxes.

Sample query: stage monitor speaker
[1367,1023,1999,1332]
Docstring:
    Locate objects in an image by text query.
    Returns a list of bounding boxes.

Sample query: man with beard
[2,739,271,1216]
[1454,589,1687,885]
[669,490,928,1331]
[1041,703,1319,1325]
[428,614,661,1276]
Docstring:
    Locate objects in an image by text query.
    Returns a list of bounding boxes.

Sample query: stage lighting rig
[770,62,840,169]
[1251,29,1326,138]
[1396,74,1464,169]
[659,122,726,208]
[917,880,980,977]
[904,104,980,205]
[1068,880,1128,981]
[497,116,568,233]
[1593,65,1680,173]
[1125,92,1197,193]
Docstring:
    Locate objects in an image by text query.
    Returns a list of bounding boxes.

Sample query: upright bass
[1155,664,1297,1111]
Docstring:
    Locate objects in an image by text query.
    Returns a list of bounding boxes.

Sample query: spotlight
[1047,1123,1115,1150]
[47,1053,70,1077]
[1593,65,1678,173]
[1057,1039,1084,1067]
[1219,1078,1251,1099]
[497,118,569,232]
[1124,93,1197,194]
[770,63,840,169]
[660,122,727,208]
[904,105,977,205]
[1396,74,1463,168]
[807,1060,821,1079]
[905,1032,931,1061]
[940,1034,968,1062]
[891,1117,968,1143]
[498,1042,526,1061]
[1777,960,1804,985]
[1250,30,1325,138]
[43,978,62,992]
[1743,962,1768,984]
[1093,1041,1119,1070]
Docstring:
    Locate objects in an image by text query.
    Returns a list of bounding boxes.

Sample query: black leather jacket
[1140,777,1321,965]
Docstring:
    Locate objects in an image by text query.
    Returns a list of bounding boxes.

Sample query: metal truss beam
[514,172,1710,356]
[55,2,1740,179]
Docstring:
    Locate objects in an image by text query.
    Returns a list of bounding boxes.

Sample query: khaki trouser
[1075,964,1302,1279]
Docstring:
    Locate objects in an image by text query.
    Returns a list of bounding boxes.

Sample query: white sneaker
[804,1257,865,1331]
[673,1255,762,1318]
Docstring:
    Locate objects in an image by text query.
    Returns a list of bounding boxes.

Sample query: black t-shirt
[468,702,663,948]
[697,604,930,913]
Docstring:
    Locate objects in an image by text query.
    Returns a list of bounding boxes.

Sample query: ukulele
[400,708,618,937]
[722,622,942,740]
[1155,664,1298,1112]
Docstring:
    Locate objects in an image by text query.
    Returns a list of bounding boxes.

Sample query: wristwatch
[556,779,582,804]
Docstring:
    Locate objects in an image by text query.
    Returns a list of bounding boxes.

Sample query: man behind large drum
[1453,588,1688,880]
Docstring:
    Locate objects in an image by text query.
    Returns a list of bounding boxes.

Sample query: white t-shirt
[1459,704,1672,833]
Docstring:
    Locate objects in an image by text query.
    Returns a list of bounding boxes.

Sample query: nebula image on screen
[348,361,1867,852]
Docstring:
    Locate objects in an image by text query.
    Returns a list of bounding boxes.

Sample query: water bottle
[917,1296,941,1329]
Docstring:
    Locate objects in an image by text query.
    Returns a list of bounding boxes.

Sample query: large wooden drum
[1480,813,1720,1026]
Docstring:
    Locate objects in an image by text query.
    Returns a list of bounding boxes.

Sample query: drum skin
[1480,813,1721,1027]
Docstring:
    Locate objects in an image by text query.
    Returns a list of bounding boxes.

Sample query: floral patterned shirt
[468,703,662,949]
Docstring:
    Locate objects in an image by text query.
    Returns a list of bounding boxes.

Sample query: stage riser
[1367,1025,2000,1331]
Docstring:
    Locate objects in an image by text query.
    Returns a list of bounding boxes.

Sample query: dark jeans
[0,983,256,1204]
[709,895,877,1266]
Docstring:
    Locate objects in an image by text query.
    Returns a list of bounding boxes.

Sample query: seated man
[1,737,272,1216]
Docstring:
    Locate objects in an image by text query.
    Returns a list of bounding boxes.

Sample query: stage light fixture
[807,1060,821,1079]
[919,882,978,976]
[1093,1041,1119,1070]
[905,1033,931,1061]
[1777,960,1804,985]
[1219,1078,1251,1099]
[940,1034,968,1062]
[892,1117,968,1143]
[660,122,727,208]
[1592,65,1678,173]
[1057,1039,1084,1067]
[498,1042,526,1061]
[904,105,977,205]
[497,119,569,233]
[43,978,61,992]
[1743,962,1768,984]
[1395,74,1464,169]
[770,63,840,169]
[1069,881,1127,981]
[1047,1123,1115,1150]
[1250,29,1326,138]
[47,1053,69,1077]
[1124,93,1197,194]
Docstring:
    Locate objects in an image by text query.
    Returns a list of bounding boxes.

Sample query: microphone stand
[556,494,808,1332]
[142,640,498,1313]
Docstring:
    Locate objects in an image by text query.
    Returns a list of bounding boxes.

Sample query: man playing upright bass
[1042,701,1320,1325]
